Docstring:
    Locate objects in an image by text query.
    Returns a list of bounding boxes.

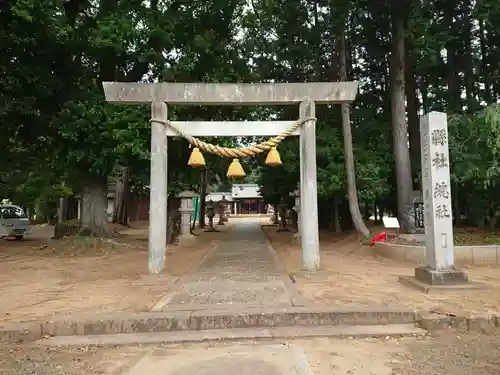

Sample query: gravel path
[1,331,500,374]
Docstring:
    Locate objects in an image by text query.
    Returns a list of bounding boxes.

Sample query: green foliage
[255,138,298,206]
[449,105,500,228]
[2,0,500,232]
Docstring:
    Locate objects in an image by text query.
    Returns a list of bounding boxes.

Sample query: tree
[4,0,500,240]
[335,3,370,237]
[390,0,413,232]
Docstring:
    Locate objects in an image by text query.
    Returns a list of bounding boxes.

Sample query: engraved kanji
[432,152,448,169]
[435,204,451,219]
[431,129,447,146]
[433,182,450,199]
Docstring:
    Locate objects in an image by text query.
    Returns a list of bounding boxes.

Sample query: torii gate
[103,81,359,275]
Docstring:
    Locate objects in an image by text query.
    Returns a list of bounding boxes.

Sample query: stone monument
[177,190,198,245]
[399,112,484,291]
[404,190,425,234]
[290,188,301,243]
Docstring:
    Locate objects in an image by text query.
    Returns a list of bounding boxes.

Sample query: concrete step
[37,324,426,347]
[1,305,418,344]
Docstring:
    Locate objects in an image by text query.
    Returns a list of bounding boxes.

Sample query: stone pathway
[159,218,300,311]
[127,344,312,375]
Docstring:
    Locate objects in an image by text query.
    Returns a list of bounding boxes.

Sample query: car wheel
[14,235,23,240]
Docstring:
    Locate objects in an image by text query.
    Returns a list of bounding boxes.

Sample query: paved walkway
[160,218,299,311]
[127,344,312,375]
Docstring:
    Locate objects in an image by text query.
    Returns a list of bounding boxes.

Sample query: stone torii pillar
[299,99,319,270]
[102,81,358,274]
[149,102,168,274]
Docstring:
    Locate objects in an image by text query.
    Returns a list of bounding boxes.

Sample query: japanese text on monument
[430,129,451,220]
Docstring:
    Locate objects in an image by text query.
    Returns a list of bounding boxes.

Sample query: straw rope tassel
[152,117,316,176]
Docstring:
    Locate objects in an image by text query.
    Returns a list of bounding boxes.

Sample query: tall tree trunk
[333,196,342,233]
[390,3,413,232]
[452,183,460,226]
[80,180,108,237]
[338,26,370,238]
[198,168,208,228]
[57,197,67,223]
[479,20,492,104]
[405,42,420,187]
[445,7,461,113]
[420,79,429,113]
[113,166,130,226]
[462,2,476,112]
[485,23,500,101]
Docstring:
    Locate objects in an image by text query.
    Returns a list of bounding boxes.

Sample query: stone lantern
[177,190,198,245]
[291,187,301,242]
[205,199,219,232]
[276,199,290,232]
[219,195,229,223]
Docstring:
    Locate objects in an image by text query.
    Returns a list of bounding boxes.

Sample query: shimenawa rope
[150,117,317,158]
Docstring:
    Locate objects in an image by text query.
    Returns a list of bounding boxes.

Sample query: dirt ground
[1,221,500,374]
[0,223,228,323]
[1,331,500,374]
[263,227,500,315]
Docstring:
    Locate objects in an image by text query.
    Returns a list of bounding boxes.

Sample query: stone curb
[373,242,500,266]
[37,324,426,347]
[418,313,500,333]
[0,306,417,345]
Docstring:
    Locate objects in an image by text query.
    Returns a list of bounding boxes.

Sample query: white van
[0,204,31,240]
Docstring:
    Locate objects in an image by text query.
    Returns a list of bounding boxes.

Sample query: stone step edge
[418,312,500,333]
[0,306,417,344]
[36,324,426,347]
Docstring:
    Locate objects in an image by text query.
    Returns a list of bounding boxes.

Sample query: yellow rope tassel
[265,147,282,166]
[226,159,245,178]
[188,147,206,168]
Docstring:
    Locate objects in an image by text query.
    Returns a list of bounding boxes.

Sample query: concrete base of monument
[415,266,469,284]
[399,266,489,293]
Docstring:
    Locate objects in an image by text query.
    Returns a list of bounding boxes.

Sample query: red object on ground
[369,231,387,246]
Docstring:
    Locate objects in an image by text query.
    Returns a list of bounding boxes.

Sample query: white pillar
[149,102,168,274]
[421,112,454,269]
[299,99,320,271]
[415,111,467,285]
